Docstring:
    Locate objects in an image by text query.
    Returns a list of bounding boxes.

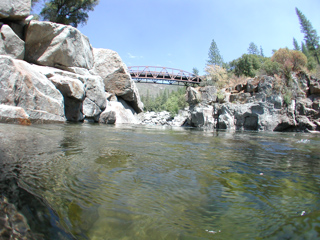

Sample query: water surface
[0,123,320,239]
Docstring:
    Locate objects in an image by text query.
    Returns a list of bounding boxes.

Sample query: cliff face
[186,74,320,132]
[0,1,143,124]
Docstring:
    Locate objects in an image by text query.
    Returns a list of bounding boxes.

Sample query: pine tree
[301,42,309,57]
[260,46,265,57]
[293,38,301,51]
[247,42,260,55]
[295,7,320,64]
[207,39,223,66]
[192,67,199,76]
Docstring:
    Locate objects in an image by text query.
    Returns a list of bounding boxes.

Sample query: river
[0,123,320,240]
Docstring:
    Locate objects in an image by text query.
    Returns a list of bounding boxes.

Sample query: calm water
[0,123,320,240]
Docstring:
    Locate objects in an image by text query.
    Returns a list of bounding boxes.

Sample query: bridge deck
[128,66,202,85]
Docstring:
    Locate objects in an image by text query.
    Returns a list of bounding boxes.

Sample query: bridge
[127,66,202,85]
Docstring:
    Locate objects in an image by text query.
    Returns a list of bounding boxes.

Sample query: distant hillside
[135,83,184,97]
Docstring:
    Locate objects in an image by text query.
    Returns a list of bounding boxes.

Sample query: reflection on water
[0,123,320,239]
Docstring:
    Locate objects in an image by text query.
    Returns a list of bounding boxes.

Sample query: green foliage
[207,39,224,66]
[230,54,266,77]
[247,42,260,55]
[39,0,99,27]
[293,38,301,51]
[296,7,320,64]
[260,46,265,57]
[192,67,199,76]
[260,59,282,76]
[140,88,188,116]
[283,87,293,106]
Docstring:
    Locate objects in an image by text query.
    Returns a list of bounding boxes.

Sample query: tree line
[140,88,188,116]
[200,7,319,86]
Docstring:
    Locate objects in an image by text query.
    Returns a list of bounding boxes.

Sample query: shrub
[260,59,282,76]
[283,87,293,106]
[204,65,229,88]
[230,54,266,77]
[271,48,307,79]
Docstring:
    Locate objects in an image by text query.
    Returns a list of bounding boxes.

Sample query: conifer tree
[192,67,199,76]
[301,42,309,57]
[293,38,301,51]
[260,46,265,57]
[247,42,260,55]
[295,7,320,64]
[207,39,223,66]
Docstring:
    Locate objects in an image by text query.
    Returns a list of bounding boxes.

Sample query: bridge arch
[127,66,202,85]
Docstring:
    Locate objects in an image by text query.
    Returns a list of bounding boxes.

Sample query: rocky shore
[0,0,143,125]
[184,74,320,132]
[0,0,319,131]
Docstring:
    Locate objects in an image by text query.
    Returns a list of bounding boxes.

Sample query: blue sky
[76,0,320,75]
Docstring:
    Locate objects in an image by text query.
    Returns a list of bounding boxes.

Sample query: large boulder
[90,48,143,113]
[0,24,25,59]
[310,78,320,95]
[0,56,65,122]
[33,65,106,122]
[25,21,94,70]
[0,0,31,20]
[185,87,201,105]
[99,98,140,124]
[188,105,215,129]
[0,105,30,124]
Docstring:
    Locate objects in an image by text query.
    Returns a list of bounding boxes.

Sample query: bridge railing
[127,66,202,85]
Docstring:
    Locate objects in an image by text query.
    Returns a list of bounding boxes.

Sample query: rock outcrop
[186,74,320,132]
[90,48,143,113]
[0,56,65,123]
[25,20,94,70]
[0,2,143,125]
[0,0,31,20]
[0,24,25,59]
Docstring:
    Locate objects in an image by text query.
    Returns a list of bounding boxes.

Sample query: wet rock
[189,105,214,129]
[99,109,116,124]
[99,98,139,124]
[0,105,30,124]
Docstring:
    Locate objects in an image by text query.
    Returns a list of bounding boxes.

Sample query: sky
[76,0,320,75]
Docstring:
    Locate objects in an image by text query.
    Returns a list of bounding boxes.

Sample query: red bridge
[127,66,202,85]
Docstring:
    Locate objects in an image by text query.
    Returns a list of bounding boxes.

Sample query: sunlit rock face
[0,24,25,59]
[185,74,320,132]
[0,56,65,123]
[25,20,94,70]
[0,0,31,20]
[90,48,144,113]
